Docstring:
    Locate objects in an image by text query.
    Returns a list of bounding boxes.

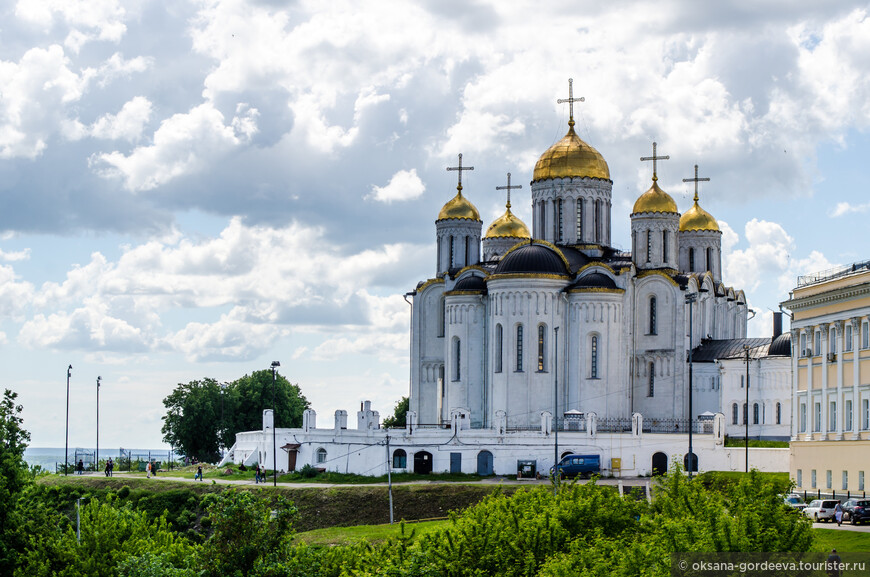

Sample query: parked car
[550,454,601,479]
[841,499,870,525]
[803,499,840,523]
[783,494,807,510]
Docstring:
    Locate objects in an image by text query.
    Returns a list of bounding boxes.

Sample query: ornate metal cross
[446,153,474,191]
[682,164,711,202]
[640,142,670,181]
[557,78,584,126]
[496,172,522,208]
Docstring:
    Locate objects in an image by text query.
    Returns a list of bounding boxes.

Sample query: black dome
[451,276,487,292]
[571,272,617,289]
[768,333,791,357]
[494,243,569,276]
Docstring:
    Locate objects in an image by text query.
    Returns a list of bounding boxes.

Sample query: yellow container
[611,457,622,470]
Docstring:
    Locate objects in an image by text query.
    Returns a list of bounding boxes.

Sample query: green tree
[161,378,224,463]
[382,396,409,429]
[0,389,32,573]
[227,370,308,435]
[198,488,296,577]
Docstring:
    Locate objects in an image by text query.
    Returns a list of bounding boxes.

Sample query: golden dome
[679,199,720,232]
[485,202,531,239]
[532,124,610,182]
[632,179,678,215]
[438,189,480,221]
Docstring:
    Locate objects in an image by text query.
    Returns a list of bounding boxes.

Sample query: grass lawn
[723,437,789,448]
[813,529,870,552]
[295,519,451,546]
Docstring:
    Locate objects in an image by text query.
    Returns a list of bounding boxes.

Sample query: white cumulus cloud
[367,169,426,203]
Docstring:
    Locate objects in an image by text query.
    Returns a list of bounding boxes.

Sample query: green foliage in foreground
[812,529,870,553]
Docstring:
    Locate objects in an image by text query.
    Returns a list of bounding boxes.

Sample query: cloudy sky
[3,0,870,449]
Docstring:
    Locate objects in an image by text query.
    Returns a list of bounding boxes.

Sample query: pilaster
[835,321,844,440]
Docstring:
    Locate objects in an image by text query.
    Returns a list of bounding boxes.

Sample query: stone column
[835,321,844,440]
[853,317,863,440]
[820,323,828,438]
[805,326,814,442]
[791,329,800,441]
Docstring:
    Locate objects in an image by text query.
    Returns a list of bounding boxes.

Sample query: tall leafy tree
[161,379,224,463]
[382,396,409,428]
[226,370,308,435]
[0,389,32,573]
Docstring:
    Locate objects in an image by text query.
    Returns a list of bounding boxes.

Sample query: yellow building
[782,261,870,494]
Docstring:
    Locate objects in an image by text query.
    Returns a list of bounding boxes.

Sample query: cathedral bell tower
[435,154,482,274]
[678,165,722,282]
[630,142,680,270]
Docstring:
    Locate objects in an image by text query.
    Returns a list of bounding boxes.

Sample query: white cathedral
[223,90,793,477]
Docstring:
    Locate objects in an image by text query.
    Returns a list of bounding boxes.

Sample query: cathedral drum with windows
[410,106,751,432]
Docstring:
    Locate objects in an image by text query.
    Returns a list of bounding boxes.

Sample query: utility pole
[96,376,101,474]
[744,344,750,472]
[685,294,697,479]
[386,434,394,524]
[65,365,72,475]
[554,326,559,494]
[270,361,280,487]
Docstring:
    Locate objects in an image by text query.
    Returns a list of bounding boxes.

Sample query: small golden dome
[532,125,610,182]
[485,203,531,239]
[632,179,678,215]
[438,190,480,221]
[679,200,719,232]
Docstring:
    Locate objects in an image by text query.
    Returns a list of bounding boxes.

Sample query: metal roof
[690,338,771,362]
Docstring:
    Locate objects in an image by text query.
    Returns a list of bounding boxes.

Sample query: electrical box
[611,457,622,470]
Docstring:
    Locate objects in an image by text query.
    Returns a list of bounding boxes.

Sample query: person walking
[194,465,203,481]
[77,459,84,475]
[146,461,151,478]
[835,502,844,526]
[108,458,114,477]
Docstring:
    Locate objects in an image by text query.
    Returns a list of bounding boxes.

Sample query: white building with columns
[222,93,792,477]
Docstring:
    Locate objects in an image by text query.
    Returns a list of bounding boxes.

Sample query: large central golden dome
[632,179,678,215]
[485,202,531,239]
[532,124,610,182]
[438,190,480,221]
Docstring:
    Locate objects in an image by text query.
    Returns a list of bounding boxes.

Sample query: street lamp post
[685,293,697,479]
[220,382,227,458]
[96,376,102,474]
[743,344,750,472]
[553,326,559,495]
[65,365,72,475]
[270,361,280,487]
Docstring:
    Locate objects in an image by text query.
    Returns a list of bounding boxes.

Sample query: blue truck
[551,454,601,479]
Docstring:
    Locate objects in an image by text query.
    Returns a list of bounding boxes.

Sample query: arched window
[316,448,327,464]
[732,403,739,425]
[392,449,407,469]
[465,235,472,266]
[649,296,657,335]
[743,403,748,425]
[776,402,782,425]
[590,335,599,379]
[556,198,563,242]
[516,325,524,372]
[662,230,669,262]
[537,324,547,372]
[689,247,695,271]
[648,362,655,397]
[495,324,503,373]
[453,338,461,381]
[438,298,445,337]
[706,247,713,272]
[753,403,759,425]
[449,237,455,268]
[646,230,652,263]
[594,199,601,243]
[576,199,583,241]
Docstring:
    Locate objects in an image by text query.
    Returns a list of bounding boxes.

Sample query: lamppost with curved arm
[270,361,280,487]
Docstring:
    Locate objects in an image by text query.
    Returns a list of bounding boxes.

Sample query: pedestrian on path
[194,465,203,481]
[146,461,151,478]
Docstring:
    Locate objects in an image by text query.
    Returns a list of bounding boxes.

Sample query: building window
[438,299,445,337]
[863,399,869,430]
[316,448,327,464]
[826,470,832,490]
[465,235,471,266]
[776,402,782,425]
[689,247,695,272]
[706,247,713,272]
[800,403,806,432]
[576,199,583,241]
[646,230,652,263]
[449,237,455,268]
[537,324,547,372]
[860,471,865,491]
[648,362,655,397]
[863,321,869,349]
[800,332,807,356]
[392,449,407,469]
[811,469,817,488]
[495,324,503,373]
[743,403,748,425]
[829,329,836,354]
[829,401,836,432]
[516,325,524,372]
[591,335,599,379]
[439,366,445,398]
[846,400,852,431]
[843,471,848,491]
[814,331,821,355]
[453,338,461,381]
[557,199,563,242]
[740,375,744,389]
[662,230,669,262]
[846,324,853,351]
[753,403,759,425]
[594,199,601,243]
[814,402,821,432]
[732,403,738,425]
[649,296,657,335]
[797,469,802,488]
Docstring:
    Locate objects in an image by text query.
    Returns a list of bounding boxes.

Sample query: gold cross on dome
[557,78,585,127]
[496,172,522,208]
[682,164,711,202]
[640,142,670,182]
[446,153,474,192]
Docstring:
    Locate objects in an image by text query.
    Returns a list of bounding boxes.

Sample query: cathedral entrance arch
[651,452,667,476]
[414,451,433,474]
[683,452,698,473]
[477,451,494,476]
